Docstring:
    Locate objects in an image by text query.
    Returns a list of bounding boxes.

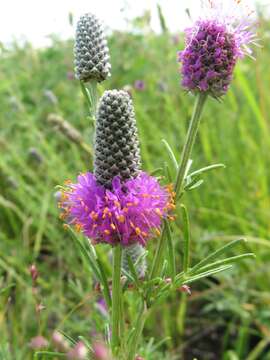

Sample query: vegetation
[0,10,270,360]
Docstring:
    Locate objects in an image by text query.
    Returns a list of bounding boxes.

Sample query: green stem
[149,225,166,280]
[127,301,147,360]
[174,93,207,198]
[80,81,92,114]
[80,80,98,124]
[149,93,207,281]
[165,219,176,280]
[181,204,191,273]
[111,244,122,356]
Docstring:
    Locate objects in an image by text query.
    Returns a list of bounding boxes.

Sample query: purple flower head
[178,0,258,98]
[59,172,174,247]
[93,341,111,359]
[134,80,145,91]
[67,341,88,360]
[96,297,108,317]
[29,336,48,350]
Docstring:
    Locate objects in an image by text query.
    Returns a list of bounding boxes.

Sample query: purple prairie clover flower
[134,80,145,91]
[59,172,174,247]
[178,0,258,98]
[29,336,48,350]
[67,341,88,360]
[96,297,108,317]
[93,341,112,359]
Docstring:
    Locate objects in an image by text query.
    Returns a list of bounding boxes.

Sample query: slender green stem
[80,81,92,114]
[149,93,207,281]
[149,225,166,280]
[89,80,98,116]
[80,80,98,123]
[127,301,147,360]
[164,219,176,280]
[111,244,122,356]
[174,93,207,198]
[181,204,191,273]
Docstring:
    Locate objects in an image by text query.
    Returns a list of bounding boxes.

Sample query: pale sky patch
[0,0,268,47]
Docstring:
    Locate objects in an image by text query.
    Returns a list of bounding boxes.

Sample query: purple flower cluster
[59,172,174,247]
[178,2,256,97]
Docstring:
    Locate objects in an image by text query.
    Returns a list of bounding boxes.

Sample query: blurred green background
[0,8,270,360]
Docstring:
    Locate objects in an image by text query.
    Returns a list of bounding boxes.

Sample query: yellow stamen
[75,223,82,232]
[117,215,125,223]
[104,229,110,235]
[111,223,116,230]
[155,208,162,216]
[90,211,98,220]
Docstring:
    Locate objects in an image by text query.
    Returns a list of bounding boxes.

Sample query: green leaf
[164,220,176,280]
[181,204,190,273]
[188,163,226,178]
[161,139,178,172]
[34,351,66,359]
[163,162,173,182]
[95,255,112,308]
[127,255,141,290]
[183,265,233,285]
[189,238,246,275]
[186,179,204,191]
[192,253,255,275]
[68,227,101,281]
[69,228,112,308]
[0,283,15,296]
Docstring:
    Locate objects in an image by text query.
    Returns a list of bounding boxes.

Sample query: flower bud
[74,13,111,83]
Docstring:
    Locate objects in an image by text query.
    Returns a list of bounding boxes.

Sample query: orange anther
[155,208,162,216]
[75,223,82,232]
[117,215,125,223]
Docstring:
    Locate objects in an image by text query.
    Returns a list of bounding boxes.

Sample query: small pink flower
[179,285,191,295]
[93,341,111,359]
[29,264,38,282]
[134,80,145,91]
[29,336,48,350]
[52,330,70,352]
[67,341,88,359]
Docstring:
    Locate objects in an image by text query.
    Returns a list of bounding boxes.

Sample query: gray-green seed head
[94,90,146,274]
[121,243,147,278]
[74,13,111,83]
[94,90,141,188]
